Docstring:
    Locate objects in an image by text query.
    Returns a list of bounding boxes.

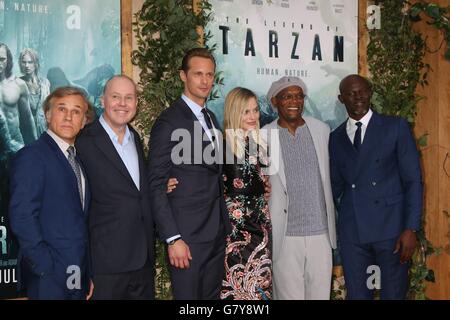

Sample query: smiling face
[46,95,88,144]
[240,97,260,132]
[101,76,137,132]
[338,75,372,121]
[271,85,305,125]
[180,56,215,106]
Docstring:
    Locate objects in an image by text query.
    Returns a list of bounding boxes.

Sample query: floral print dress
[220,142,272,300]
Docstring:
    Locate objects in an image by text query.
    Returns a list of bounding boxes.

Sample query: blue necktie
[354,122,362,151]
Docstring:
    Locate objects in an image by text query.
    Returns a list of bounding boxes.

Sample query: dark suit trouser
[25,271,87,300]
[92,260,154,300]
[340,238,409,300]
[170,223,226,300]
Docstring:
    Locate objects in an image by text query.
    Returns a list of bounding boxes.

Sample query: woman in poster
[19,48,50,137]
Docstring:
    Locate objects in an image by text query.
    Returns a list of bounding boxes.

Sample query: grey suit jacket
[262,117,337,262]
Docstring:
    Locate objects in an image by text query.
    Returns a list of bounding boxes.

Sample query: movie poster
[0,0,121,298]
[206,0,358,130]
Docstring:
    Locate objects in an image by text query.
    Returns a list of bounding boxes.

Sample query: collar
[46,129,73,156]
[348,108,373,127]
[182,94,206,117]
[99,115,132,145]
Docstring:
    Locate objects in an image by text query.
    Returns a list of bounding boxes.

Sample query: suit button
[284,209,287,213]
[372,181,377,186]
[351,184,356,189]
[284,191,287,195]
[374,200,379,204]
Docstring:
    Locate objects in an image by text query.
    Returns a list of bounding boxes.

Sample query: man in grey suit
[262,76,337,300]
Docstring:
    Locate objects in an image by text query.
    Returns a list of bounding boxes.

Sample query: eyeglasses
[278,93,306,101]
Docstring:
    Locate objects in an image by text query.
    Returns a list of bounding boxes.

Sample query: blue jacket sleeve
[147,117,180,242]
[9,148,54,276]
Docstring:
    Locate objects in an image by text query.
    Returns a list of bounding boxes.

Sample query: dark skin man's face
[271,85,305,125]
[338,75,372,121]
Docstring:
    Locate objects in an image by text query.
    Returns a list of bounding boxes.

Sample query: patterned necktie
[353,121,362,151]
[67,146,84,207]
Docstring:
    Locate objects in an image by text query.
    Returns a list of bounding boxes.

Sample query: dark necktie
[201,107,219,161]
[353,121,362,151]
[67,146,84,207]
[201,108,216,142]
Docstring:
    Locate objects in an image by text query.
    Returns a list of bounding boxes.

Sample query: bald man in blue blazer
[329,75,423,300]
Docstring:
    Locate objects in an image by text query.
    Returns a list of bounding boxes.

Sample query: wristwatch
[168,237,181,245]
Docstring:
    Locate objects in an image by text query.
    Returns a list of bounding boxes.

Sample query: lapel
[132,126,146,193]
[91,120,139,191]
[336,120,358,159]
[42,132,84,214]
[265,120,287,191]
[175,99,220,173]
[77,158,90,214]
[353,111,384,178]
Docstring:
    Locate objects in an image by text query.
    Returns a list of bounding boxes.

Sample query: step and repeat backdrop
[0,0,121,298]
[206,0,358,130]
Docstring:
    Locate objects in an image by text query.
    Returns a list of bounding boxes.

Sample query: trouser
[340,238,409,300]
[273,233,332,300]
[92,260,154,300]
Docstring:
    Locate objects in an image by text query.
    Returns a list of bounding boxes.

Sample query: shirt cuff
[166,235,181,244]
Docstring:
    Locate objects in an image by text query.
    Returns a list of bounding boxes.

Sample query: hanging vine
[367,0,448,299]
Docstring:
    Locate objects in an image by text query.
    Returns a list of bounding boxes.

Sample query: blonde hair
[223,87,267,159]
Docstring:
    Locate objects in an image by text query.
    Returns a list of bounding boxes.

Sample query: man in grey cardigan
[262,76,337,299]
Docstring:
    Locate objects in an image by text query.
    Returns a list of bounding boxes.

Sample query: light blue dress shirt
[181,94,215,142]
[99,115,140,190]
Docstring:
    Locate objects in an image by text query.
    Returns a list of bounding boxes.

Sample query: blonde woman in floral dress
[219,87,272,300]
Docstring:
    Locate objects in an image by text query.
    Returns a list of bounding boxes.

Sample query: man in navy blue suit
[148,48,231,299]
[329,74,423,299]
[9,87,94,299]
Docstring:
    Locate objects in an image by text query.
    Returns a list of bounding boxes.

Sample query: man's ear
[100,96,105,108]
[338,94,344,104]
[179,70,187,83]
[45,109,51,124]
[270,97,278,109]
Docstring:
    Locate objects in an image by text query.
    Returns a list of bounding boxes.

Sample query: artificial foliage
[367,0,448,299]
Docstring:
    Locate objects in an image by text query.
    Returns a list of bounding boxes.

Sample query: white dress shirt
[181,94,216,143]
[346,108,373,144]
